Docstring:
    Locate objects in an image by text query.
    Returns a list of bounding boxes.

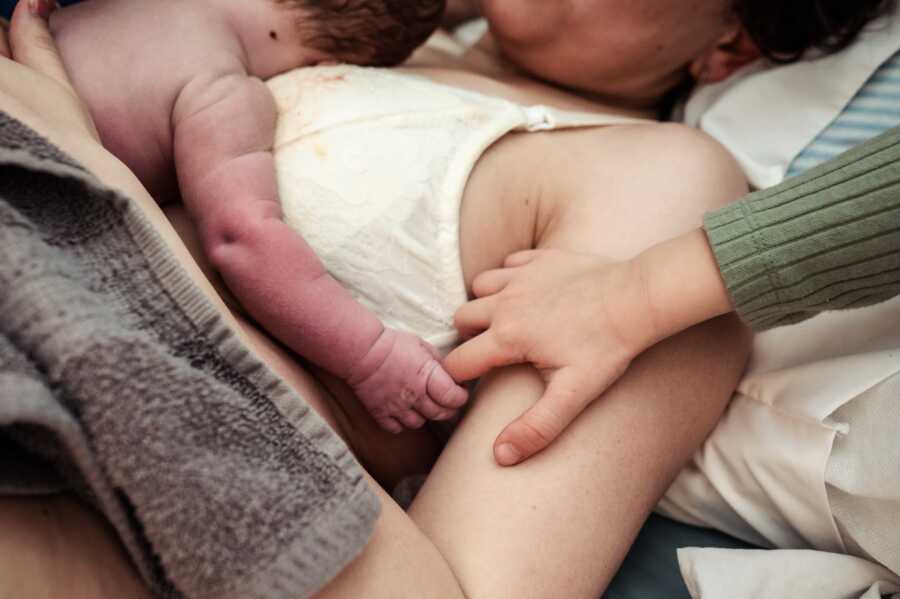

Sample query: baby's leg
[311,123,754,599]
[401,123,752,597]
[460,123,749,278]
[314,311,743,598]
[312,313,749,599]
[408,318,748,598]
[532,124,749,259]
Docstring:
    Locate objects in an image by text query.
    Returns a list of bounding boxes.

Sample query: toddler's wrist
[634,229,734,340]
[619,255,669,350]
[595,257,663,357]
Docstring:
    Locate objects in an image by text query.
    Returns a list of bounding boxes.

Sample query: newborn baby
[49,0,468,432]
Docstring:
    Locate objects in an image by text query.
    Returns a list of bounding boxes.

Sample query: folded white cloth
[660,294,900,598]
[678,548,900,599]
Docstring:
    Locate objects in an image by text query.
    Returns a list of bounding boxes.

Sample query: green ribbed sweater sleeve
[703,125,900,331]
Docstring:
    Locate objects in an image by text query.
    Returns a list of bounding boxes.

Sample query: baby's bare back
[49,0,244,200]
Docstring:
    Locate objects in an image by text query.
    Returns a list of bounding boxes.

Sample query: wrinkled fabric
[660,295,900,598]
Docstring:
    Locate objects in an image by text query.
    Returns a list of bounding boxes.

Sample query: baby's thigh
[458,132,544,290]
[458,124,747,286]
[408,315,750,599]
[539,123,748,258]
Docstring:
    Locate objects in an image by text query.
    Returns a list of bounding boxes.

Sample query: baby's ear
[689,27,761,84]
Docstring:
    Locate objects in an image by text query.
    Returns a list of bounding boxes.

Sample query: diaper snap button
[524,105,556,131]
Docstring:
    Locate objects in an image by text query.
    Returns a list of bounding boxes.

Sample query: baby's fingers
[426,362,468,409]
[413,393,451,420]
[471,267,518,298]
[397,410,425,430]
[376,416,404,434]
[492,367,600,466]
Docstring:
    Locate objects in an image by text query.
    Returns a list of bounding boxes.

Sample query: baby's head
[282,0,446,66]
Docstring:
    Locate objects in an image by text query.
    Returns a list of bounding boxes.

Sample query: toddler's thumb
[493,367,608,466]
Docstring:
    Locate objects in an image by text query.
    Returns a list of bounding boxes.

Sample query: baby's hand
[348,328,468,433]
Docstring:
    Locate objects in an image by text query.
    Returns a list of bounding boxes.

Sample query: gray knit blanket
[0,111,379,599]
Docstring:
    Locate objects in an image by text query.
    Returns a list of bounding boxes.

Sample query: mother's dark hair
[734,0,898,62]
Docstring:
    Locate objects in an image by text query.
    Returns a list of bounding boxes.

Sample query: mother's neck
[462,33,530,78]
[463,33,659,119]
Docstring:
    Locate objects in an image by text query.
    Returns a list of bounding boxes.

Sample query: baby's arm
[171,72,467,431]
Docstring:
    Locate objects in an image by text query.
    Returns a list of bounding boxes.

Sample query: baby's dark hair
[285,0,445,66]
[733,0,897,62]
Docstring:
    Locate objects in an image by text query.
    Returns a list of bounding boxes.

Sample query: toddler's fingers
[376,416,404,434]
[397,410,425,430]
[9,0,70,90]
[453,295,496,333]
[431,407,457,421]
[493,367,600,466]
[503,249,541,268]
[471,267,518,297]
[443,329,518,382]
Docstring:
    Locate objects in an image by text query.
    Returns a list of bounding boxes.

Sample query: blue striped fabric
[787,49,900,177]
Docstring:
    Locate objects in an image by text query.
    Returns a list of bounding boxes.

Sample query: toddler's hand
[348,328,468,433]
[445,249,659,466]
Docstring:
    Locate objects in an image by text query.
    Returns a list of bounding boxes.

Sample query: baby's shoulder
[53,0,239,78]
